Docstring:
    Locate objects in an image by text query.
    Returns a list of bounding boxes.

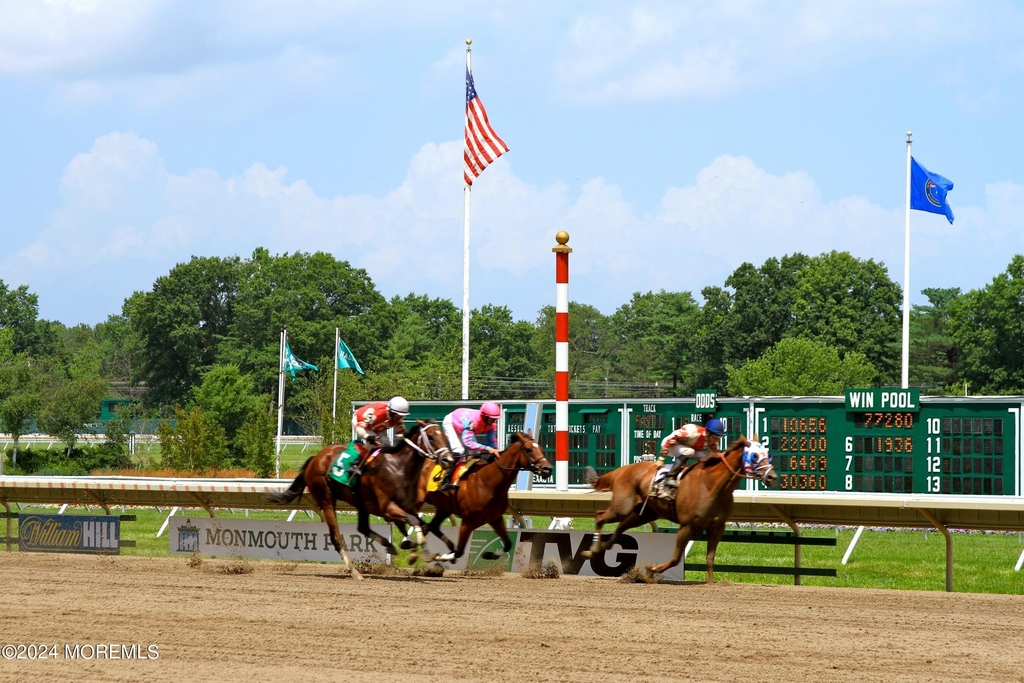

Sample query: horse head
[507,431,552,478]
[412,419,453,465]
[742,438,777,487]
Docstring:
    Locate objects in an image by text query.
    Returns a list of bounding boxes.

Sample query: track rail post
[2,499,10,552]
[768,504,801,585]
[919,508,953,592]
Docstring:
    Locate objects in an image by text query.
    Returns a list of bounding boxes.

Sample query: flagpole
[332,327,339,422]
[275,328,286,478]
[902,131,912,389]
[461,38,472,401]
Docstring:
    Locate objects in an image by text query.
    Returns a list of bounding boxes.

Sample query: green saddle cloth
[328,441,362,486]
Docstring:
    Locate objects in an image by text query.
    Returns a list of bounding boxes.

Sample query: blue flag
[283,343,318,379]
[910,157,954,224]
[336,338,364,375]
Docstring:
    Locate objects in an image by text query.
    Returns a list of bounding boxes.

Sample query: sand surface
[1,552,1022,682]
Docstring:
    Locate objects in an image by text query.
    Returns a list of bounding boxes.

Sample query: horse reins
[713,445,771,481]
[403,426,450,462]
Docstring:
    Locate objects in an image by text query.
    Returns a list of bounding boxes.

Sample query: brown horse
[266,420,451,580]
[423,432,552,563]
[582,436,777,582]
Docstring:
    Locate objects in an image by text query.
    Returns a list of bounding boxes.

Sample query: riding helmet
[704,418,727,436]
[388,396,410,416]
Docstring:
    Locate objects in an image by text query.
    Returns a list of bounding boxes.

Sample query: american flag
[464,68,508,186]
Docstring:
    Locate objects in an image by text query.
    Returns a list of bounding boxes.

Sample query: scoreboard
[754,390,1020,496]
[385,391,1022,496]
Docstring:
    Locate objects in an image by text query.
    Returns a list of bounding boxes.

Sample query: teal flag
[283,343,318,379]
[336,338,364,375]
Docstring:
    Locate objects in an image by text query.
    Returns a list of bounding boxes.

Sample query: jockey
[439,402,501,490]
[346,396,410,474]
[655,418,727,483]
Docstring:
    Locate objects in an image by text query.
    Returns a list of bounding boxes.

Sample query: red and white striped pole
[553,231,572,491]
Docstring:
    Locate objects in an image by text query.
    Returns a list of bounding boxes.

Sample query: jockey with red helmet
[656,418,727,481]
[346,396,410,474]
[439,402,501,490]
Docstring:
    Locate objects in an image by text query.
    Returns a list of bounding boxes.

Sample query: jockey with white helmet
[346,396,410,474]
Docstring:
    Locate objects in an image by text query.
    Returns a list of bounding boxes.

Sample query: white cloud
[557,1,1024,102]
[5,132,1020,325]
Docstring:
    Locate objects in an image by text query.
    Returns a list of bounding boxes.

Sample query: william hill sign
[18,514,121,554]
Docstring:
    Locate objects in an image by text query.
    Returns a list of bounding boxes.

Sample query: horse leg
[480,518,513,561]
[321,495,363,581]
[423,512,457,554]
[647,524,694,579]
[356,507,399,557]
[705,522,727,585]
[436,521,475,564]
[378,501,425,564]
[583,507,653,559]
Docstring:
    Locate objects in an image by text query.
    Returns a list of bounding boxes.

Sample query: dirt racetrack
[1,553,1022,683]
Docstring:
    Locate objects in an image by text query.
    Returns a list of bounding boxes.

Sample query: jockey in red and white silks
[656,418,727,481]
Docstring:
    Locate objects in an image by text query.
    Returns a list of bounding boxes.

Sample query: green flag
[283,343,318,379]
[336,338,364,375]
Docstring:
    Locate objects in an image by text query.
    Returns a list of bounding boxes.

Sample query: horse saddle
[426,458,479,493]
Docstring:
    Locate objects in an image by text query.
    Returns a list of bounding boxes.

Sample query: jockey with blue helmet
[656,418,727,481]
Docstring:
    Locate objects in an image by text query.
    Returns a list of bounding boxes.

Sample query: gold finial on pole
[466,38,472,46]
[552,231,572,253]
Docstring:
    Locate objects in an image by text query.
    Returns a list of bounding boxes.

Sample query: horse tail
[265,456,313,505]
[585,466,614,492]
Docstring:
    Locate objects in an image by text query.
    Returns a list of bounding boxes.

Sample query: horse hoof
[407,553,419,565]
[386,545,398,556]
[480,551,504,561]
[580,550,593,560]
[435,552,456,563]
[399,539,414,550]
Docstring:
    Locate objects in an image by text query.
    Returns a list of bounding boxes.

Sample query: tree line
[3,246,1023,474]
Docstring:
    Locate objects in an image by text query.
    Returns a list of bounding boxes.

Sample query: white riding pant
[442,415,466,457]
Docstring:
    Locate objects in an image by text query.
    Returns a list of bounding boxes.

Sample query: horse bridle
[403,424,451,463]
[714,443,774,482]
[494,437,550,474]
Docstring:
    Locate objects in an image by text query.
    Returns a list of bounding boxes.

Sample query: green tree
[909,287,961,391]
[0,280,58,357]
[132,255,242,407]
[97,415,132,470]
[158,406,228,473]
[609,290,701,391]
[0,354,43,468]
[789,251,901,383]
[219,248,385,394]
[193,364,260,458]
[238,401,275,477]
[96,297,143,385]
[727,337,876,396]
[37,375,108,457]
[947,256,1024,394]
[470,305,538,379]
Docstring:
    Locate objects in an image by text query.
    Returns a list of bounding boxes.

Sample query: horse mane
[700,435,749,468]
[376,419,437,454]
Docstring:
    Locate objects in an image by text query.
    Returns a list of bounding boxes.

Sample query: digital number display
[854,412,914,429]
[770,417,827,433]
[851,436,914,454]
[779,474,827,490]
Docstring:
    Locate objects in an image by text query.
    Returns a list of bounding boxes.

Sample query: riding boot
[347,449,368,475]
[667,457,686,483]
[439,459,459,491]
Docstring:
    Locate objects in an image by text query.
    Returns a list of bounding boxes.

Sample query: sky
[2,0,1024,327]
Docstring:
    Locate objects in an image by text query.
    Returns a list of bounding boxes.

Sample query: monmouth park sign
[19,514,120,554]
[169,517,391,564]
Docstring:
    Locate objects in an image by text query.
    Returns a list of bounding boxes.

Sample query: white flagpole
[275,328,287,478]
[332,327,339,422]
[902,131,912,389]
[461,39,473,401]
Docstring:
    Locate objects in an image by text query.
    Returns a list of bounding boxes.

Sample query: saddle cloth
[327,443,381,487]
[426,458,479,493]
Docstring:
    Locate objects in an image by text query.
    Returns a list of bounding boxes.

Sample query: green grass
[4,506,1024,593]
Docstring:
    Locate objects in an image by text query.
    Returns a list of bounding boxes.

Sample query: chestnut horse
[266,420,451,580]
[582,436,777,582]
[423,432,552,563]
